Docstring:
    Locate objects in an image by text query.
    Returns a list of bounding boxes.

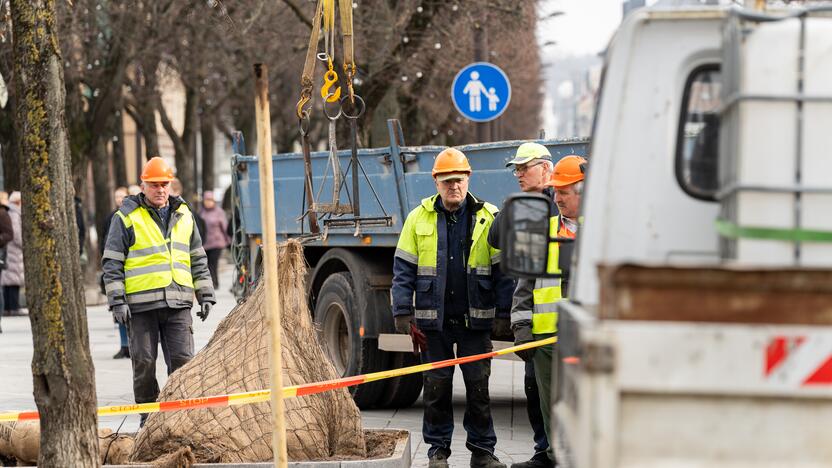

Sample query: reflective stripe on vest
[117,204,194,295]
[531,215,575,334]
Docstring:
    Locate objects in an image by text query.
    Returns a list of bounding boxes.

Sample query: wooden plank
[598,264,832,325]
[378,334,521,361]
[254,64,288,468]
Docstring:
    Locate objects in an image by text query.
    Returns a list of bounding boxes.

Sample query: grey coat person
[1,203,24,287]
[102,194,215,313]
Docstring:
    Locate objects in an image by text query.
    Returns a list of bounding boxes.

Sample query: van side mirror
[499,193,557,279]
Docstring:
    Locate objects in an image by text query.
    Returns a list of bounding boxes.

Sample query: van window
[676,66,721,201]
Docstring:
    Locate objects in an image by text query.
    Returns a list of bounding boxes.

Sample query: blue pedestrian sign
[451,62,511,122]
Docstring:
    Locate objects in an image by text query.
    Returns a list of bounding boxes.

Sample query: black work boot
[428,449,450,468]
[471,450,506,468]
[113,347,130,359]
[510,452,554,468]
[139,413,148,428]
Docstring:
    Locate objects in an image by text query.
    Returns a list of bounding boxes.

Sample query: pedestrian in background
[392,148,514,468]
[0,191,14,332]
[102,157,215,427]
[198,190,230,289]
[2,191,24,317]
[100,186,130,359]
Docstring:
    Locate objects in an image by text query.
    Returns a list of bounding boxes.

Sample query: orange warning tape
[0,336,556,423]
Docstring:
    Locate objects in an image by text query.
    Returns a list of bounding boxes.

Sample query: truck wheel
[313,272,387,409]
[376,352,423,408]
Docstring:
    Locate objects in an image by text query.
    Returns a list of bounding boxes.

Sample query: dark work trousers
[421,321,497,457]
[206,248,223,289]
[3,285,20,312]
[533,333,559,464]
[525,360,549,455]
[128,307,194,404]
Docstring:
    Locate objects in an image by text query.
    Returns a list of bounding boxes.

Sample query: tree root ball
[130,240,366,463]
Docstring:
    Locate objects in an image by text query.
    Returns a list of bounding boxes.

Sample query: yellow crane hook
[321,70,341,103]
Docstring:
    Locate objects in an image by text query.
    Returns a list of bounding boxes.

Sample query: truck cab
[502,4,832,467]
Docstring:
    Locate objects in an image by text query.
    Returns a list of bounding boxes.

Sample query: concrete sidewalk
[0,260,539,466]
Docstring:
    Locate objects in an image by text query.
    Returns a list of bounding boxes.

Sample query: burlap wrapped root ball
[130,240,366,463]
[0,421,134,465]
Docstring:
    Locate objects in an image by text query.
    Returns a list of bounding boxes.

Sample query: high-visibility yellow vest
[395,194,500,322]
[116,204,194,295]
[531,215,575,334]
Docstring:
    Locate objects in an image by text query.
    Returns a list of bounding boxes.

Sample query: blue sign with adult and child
[451,62,512,122]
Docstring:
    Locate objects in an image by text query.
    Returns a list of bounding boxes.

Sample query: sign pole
[473,21,490,143]
[253,63,288,468]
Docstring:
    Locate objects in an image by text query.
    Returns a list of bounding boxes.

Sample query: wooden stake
[253,63,288,468]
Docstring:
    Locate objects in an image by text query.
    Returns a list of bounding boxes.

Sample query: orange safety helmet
[141,156,175,182]
[431,148,472,179]
[548,155,587,188]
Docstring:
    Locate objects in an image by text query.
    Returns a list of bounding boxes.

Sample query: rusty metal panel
[598,264,832,324]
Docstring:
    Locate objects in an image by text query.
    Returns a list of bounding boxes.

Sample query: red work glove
[410,322,427,356]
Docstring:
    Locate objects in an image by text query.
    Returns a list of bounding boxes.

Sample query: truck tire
[313,272,388,409]
[376,352,423,408]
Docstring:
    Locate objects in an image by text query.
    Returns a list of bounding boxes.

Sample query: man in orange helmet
[488,142,555,468]
[392,148,513,468]
[511,155,587,467]
[102,156,215,427]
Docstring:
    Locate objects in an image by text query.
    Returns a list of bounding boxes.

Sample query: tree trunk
[201,113,215,193]
[112,108,128,188]
[132,58,161,159]
[182,85,199,200]
[0,93,21,191]
[159,84,197,201]
[368,89,399,148]
[137,98,161,159]
[92,136,114,246]
[137,62,161,161]
[10,1,99,467]
[64,75,94,196]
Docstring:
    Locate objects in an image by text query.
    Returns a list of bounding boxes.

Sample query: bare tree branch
[279,0,312,29]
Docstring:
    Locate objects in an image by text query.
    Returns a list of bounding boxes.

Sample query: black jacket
[0,205,13,248]
[487,187,556,251]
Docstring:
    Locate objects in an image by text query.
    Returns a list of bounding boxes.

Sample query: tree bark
[201,113,215,193]
[112,108,128,188]
[91,136,114,246]
[159,84,197,200]
[65,85,90,198]
[127,58,162,159]
[0,92,21,191]
[10,1,99,466]
[128,94,161,159]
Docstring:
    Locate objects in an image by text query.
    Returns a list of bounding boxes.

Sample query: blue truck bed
[232,121,588,247]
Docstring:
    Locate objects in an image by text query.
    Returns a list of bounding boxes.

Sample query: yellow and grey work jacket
[510,215,576,335]
[102,195,215,313]
[391,193,514,331]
